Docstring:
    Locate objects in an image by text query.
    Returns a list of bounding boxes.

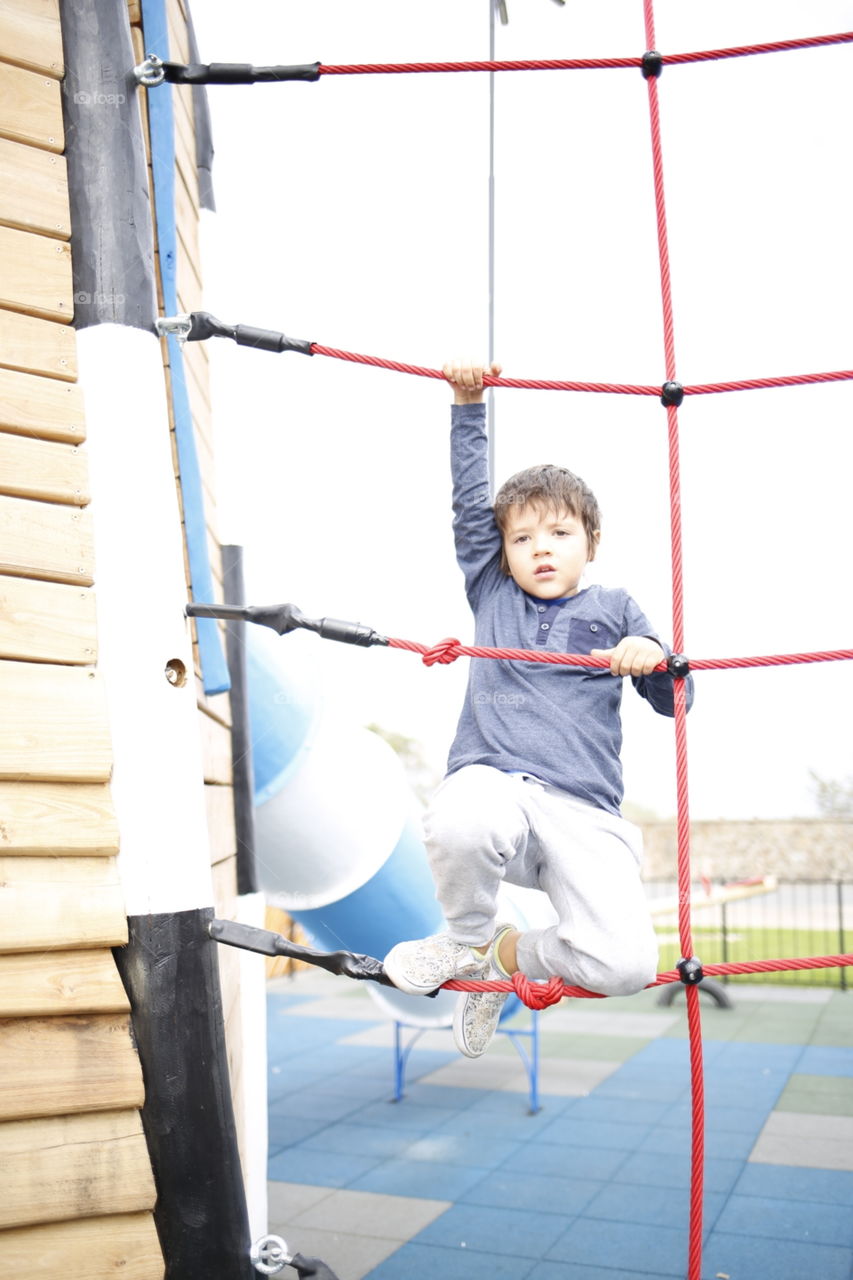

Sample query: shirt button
[540,623,550,631]
[538,605,546,613]
[590,623,599,632]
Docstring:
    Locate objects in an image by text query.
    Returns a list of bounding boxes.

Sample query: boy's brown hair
[493,464,601,575]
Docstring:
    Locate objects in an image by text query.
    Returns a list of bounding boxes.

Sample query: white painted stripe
[79,324,214,915]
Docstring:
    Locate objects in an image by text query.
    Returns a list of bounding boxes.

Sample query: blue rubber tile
[584,1181,727,1233]
[267,1064,328,1097]
[267,1146,380,1187]
[268,1091,364,1122]
[535,1115,653,1151]
[704,1082,787,1110]
[797,1046,853,1076]
[290,1122,424,1160]
[352,1099,462,1132]
[658,1100,772,1135]
[268,1115,333,1150]
[401,1083,489,1109]
[527,1265,658,1280]
[716,1193,853,1247]
[362,1241,531,1280]
[633,1038,724,1066]
[511,1140,629,1182]
[403,1131,523,1169]
[701,1232,853,1280]
[710,1042,805,1072]
[348,1157,493,1201]
[434,1105,572,1144]
[413,1203,573,1260]
[612,1151,744,1195]
[735,1163,853,1206]
[459,1168,603,1217]
[639,1123,757,1162]
[567,1096,670,1126]
[463,1091,575,1118]
[594,1070,689,1104]
[546,1216,689,1276]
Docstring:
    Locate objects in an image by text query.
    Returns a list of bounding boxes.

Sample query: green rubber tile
[776,1074,853,1117]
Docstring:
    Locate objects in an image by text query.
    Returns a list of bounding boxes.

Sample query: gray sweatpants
[423,764,659,996]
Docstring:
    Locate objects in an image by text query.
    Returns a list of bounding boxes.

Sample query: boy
[384,360,693,1057]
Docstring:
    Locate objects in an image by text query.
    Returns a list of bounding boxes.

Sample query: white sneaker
[383,932,490,997]
[452,924,514,1059]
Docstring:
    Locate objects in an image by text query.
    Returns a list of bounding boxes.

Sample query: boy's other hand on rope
[591,635,665,677]
[444,358,503,404]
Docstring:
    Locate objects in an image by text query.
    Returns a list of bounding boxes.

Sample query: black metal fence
[644,878,852,990]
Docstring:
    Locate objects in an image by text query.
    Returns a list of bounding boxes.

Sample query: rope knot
[512,972,565,1010]
[423,637,463,667]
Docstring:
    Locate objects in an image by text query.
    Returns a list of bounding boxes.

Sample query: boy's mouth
[534,564,556,576]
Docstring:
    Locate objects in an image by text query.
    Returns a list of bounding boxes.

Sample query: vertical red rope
[643,4,704,1277]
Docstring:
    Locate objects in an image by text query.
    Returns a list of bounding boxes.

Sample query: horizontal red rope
[310,344,853,400]
[445,953,853,1007]
[318,31,853,77]
[387,635,853,673]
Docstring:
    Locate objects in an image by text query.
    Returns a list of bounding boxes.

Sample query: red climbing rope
[318,30,853,77]
[445,953,853,1004]
[310,343,853,400]
[387,635,853,673]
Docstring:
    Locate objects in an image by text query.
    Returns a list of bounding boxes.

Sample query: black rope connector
[186,600,389,648]
[677,956,704,985]
[208,919,399,988]
[641,50,663,79]
[660,380,684,407]
[186,311,313,356]
[161,59,321,85]
[667,653,690,679]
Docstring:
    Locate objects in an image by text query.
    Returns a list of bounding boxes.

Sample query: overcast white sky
[192,1,853,821]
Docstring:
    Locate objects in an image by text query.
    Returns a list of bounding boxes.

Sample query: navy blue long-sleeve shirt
[445,402,694,815]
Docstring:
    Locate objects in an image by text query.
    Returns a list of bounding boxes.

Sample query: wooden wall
[0,0,162,1273]
[0,0,250,1270]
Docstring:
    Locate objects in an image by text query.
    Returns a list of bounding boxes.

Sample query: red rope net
[320,12,853,1279]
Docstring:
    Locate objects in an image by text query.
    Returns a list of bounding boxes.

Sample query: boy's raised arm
[445,360,504,608]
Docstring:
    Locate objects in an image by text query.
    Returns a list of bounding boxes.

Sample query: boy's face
[502,503,598,600]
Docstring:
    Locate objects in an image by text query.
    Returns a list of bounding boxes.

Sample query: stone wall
[641,819,853,882]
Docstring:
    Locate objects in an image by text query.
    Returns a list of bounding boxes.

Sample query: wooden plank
[0,659,111,782]
[0,1014,143,1121]
[0,1213,164,1280]
[0,1109,156,1229]
[0,949,129,1017]
[166,0,190,63]
[0,136,68,236]
[127,0,142,25]
[0,576,96,664]
[0,782,118,854]
[0,431,88,505]
[199,708,233,785]
[181,329,211,415]
[176,242,203,314]
[211,855,238,920]
[205,782,236,865]
[0,856,127,952]
[0,364,84,441]
[0,492,93,584]
[0,60,63,151]
[0,306,75,379]
[0,223,71,322]
[0,0,63,78]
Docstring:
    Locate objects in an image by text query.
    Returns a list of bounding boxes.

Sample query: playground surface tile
[265,971,853,1280]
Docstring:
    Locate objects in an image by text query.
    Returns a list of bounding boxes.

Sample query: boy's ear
[588,529,601,562]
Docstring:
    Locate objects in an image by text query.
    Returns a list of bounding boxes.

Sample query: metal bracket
[155,314,194,346]
[250,1234,292,1275]
[133,52,166,86]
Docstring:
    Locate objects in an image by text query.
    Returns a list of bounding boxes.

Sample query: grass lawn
[656,925,851,988]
